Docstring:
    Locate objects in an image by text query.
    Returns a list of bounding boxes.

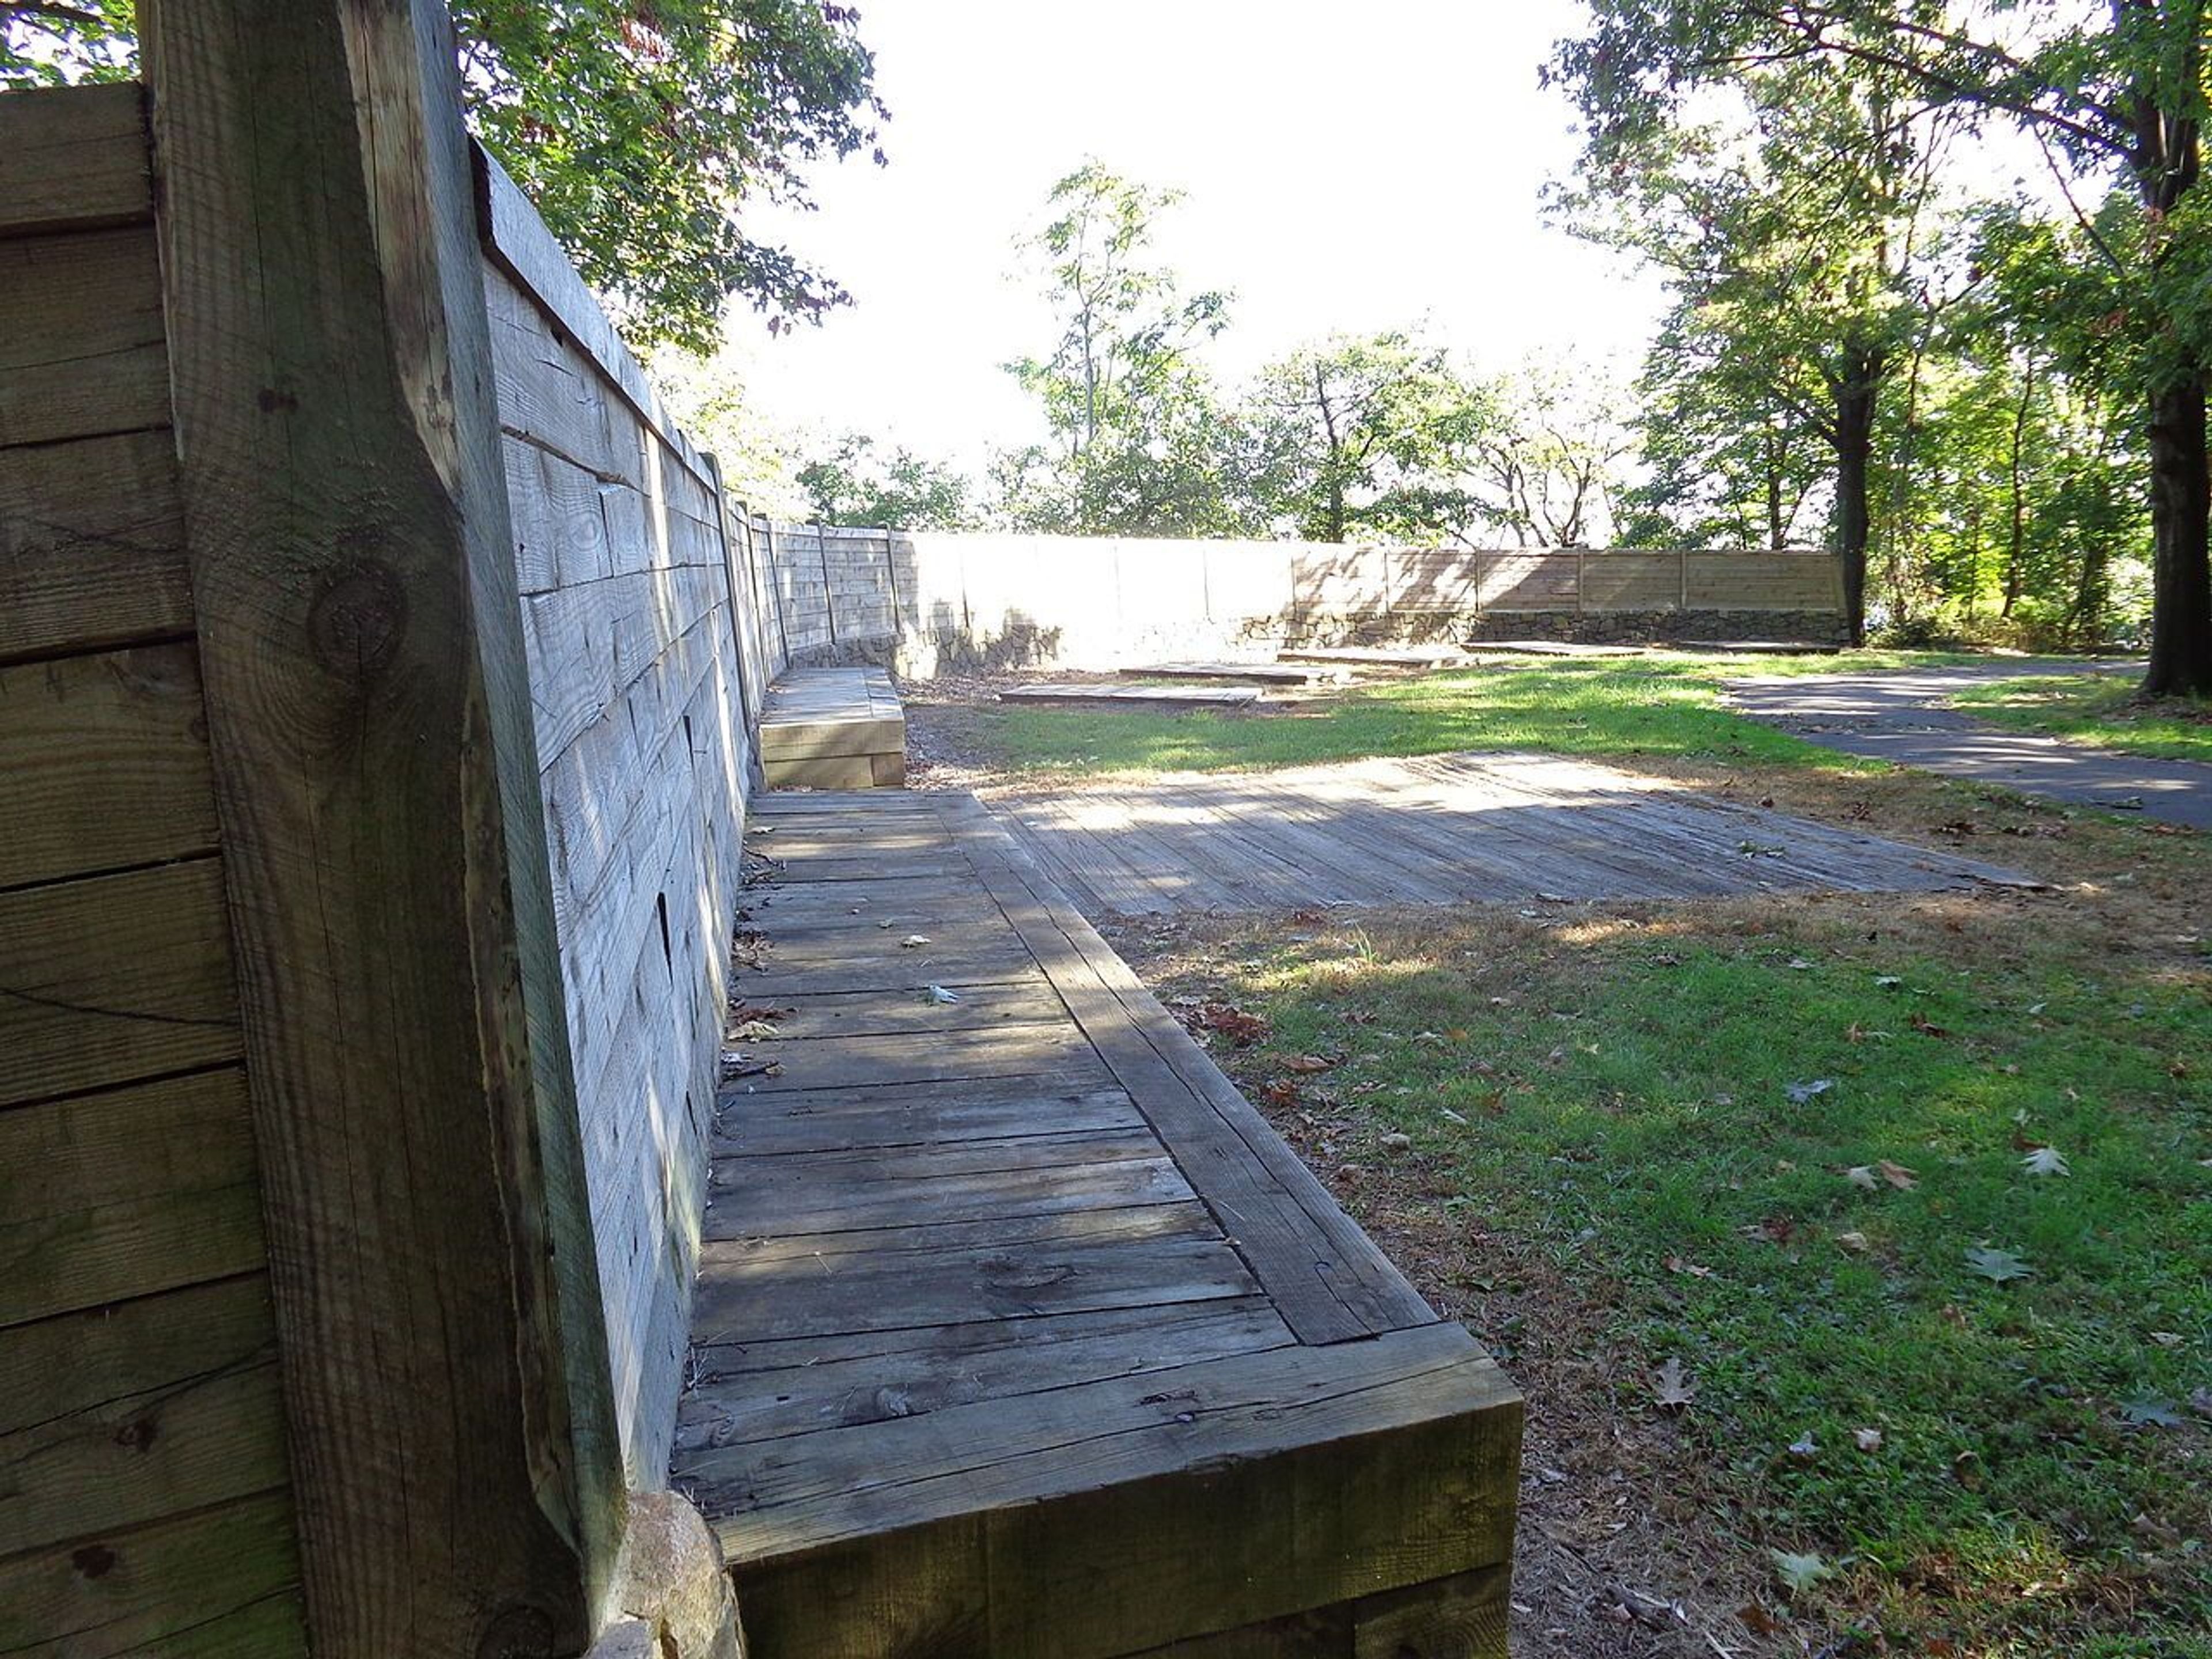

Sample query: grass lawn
[1952,672,2212,766]
[914,650,2212,1657]
[980,647,1991,778]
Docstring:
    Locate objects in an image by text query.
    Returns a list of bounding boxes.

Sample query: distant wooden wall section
[750,529,1847,675]
[0,84,309,1658]
[479,152,755,1485]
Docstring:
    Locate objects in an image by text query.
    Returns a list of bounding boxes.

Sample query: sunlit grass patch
[1135,883,2212,1652]
[1952,673,2212,765]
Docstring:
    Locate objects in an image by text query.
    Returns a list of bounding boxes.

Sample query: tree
[1,0,884,353]
[996,164,1244,536]
[1552,46,1952,639]
[1237,332,1478,543]
[1463,355,1635,547]
[1553,0,2212,690]
[794,433,976,528]
[1619,290,1829,549]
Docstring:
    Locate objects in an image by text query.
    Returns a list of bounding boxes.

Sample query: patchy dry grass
[1952,673,2212,766]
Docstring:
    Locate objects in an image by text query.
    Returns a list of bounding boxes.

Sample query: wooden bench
[759,666,906,789]
[675,791,1522,1658]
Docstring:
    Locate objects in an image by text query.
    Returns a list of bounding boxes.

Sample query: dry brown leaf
[1877,1158,1918,1190]
[1651,1356,1697,1410]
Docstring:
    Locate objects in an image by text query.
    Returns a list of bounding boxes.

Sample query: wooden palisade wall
[0,81,313,1658]
[480,150,755,1486]
[3,2,771,1653]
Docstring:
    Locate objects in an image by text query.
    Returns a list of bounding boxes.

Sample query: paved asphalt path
[1725,659,2212,831]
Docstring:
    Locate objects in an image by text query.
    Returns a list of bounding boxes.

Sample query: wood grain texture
[0,82,151,237]
[0,226,168,448]
[139,2,622,1650]
[0,1274,289,1557]
[0,427,190,664]
[0,1488,308,1659]
[0,641,217,888]
[0,1065,263,1325]
[0,857,240,1108]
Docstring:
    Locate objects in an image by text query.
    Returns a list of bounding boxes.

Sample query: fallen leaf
[2120,1397,2184,1428]
[1438,1107,1469,1126]
[1786,1078,1835,1104]
[1875,974,1904,988]
[1379,1131,1413,1152]
[1835,1230,1870,1253]
[1651,1357,1697,1410]
[1908,1012,1950,1039]
[1664,1255,1714,1279]
[727,1002,789,1025]
[1787,1431,1818,1460]
[1854,1426,1883,1452]
[2192,1388,2212,1418]
[1846,1165,1880,1190]
[899,933,931,948]
[1770,1550,1832,1593]
[729,1018,781,1041]
[1737,1603,1783,1637]
[1876,1159,1918,1190]
[924,984,961,1005]
[1283,1053,1338,1073]
[1260,1079,1301,1109]
[2020,1146,2071,1177]
[1188,1002,1269,1046]
[1964,1244,2033,1283]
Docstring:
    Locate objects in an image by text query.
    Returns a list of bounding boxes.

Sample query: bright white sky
[731,0,1669,465]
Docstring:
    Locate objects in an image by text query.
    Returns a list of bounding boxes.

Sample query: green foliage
[793,433,975,529]
[1,1,882,353]
[0,1,132,82]
[997,164,1244,537]
[1237,332,1482,543]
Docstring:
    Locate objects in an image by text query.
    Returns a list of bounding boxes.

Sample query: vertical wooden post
[138,2,624,1654]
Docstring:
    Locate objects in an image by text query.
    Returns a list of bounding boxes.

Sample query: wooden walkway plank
[679,786,1518,1658]
[1121,661,1351,685]
[1001,681,1261,709]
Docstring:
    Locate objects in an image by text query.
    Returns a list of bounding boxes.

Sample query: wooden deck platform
[759,666,906,789]
[1278,645,1471,669]
[677,790,1521,1658]
[1122,660,1351,685]
[1001,680,1263,709]
[983,751,2033,916]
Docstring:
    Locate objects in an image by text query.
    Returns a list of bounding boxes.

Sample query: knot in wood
[307,559,408,682]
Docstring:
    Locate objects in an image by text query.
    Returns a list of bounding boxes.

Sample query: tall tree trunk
[2143,374,2212,695]
[1832,372,1877,646]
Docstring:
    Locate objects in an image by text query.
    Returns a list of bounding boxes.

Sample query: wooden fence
[746,527,1849,675]
[0,9,774,1652]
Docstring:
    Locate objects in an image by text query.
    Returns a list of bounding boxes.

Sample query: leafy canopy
[0,0,884,353]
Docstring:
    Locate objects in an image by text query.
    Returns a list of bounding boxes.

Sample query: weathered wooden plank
[0,640,217,888]
[936,796,1437,1343]
[729,978,1067,1040]
[1002,681,1262,708]
[0,1488,306,1659]
[1118,1565,1511,1659]
[139,1,623,1649]
[711,1132,1190,1235]
[0,858,240,1109]
[0,225,169,448]
[677,1297,1294,1453]
[0,83,151,238]
[688,1230,1260,1342]
[0,428,190,663]
[1123,661,1349,685]
[700,1320,1515,1565]
[0,1065,263,1326]
[0,1274,290,1557]
[716,1076,1143,1157]
[733,1024,1104,1094]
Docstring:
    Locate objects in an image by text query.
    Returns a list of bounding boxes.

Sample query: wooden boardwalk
[759,666,906,788]
[1001,680,1261,709]
[983,751,2031,916]
[677,791,1521,1658]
